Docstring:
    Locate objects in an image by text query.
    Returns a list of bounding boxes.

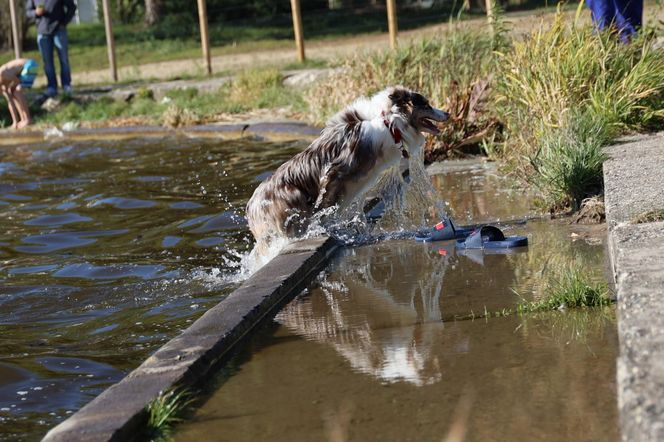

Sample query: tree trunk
[144,0,162,26]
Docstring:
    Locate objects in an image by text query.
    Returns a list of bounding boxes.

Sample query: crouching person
[0,59,38,130]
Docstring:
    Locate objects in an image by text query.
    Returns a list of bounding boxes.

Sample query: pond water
[0,136,618,441]
[174,163,619,442]
[0,136,308,440]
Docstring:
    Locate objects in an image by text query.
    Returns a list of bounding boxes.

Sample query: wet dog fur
[246,86,449,256]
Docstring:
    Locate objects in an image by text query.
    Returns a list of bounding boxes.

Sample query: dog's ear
[388,88,412,107]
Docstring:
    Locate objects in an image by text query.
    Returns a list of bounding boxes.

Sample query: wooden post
[485,0,495,34]
[101,0,118,82]
[9,0,22,59]
[197,0,212,75]
[386,0,397,50]
[290,0,305,62]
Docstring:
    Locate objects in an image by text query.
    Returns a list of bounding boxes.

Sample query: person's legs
[586,0,616,30]
[11,87,31,128]
[613,0,643,42]
[53,28,72,92]
[37,33,58,97]
[2,87,20,129]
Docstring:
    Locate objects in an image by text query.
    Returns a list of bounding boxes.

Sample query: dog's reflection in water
[275,243,454,386]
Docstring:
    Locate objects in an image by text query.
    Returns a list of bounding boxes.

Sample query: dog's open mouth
[419,117,441,135]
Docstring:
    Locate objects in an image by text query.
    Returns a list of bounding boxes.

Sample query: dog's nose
[434,108,450,121]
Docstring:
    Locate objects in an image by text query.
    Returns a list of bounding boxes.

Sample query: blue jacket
[26,0,77,35]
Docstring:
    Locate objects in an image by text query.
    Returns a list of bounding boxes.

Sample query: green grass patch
[453,264,612,322]
[529,111,610,210]
[632,209,664,224]
[145,388,194,440]
[516,267,612,313]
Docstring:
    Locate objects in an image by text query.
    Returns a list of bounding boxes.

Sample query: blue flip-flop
[365,199,385,221]
[414,217,474,242]
[455,225,528,249]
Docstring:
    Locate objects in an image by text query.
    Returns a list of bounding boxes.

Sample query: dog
[246,86,449,256]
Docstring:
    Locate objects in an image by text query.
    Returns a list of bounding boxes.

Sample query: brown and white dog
[246,86,449,256]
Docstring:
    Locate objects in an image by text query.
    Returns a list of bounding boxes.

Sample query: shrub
[529,111,610,210]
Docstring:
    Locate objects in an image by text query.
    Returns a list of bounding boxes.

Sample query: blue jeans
[37,27,72,97]
[586,0,643,42]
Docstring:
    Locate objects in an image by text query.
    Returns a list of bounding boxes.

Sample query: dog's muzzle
[419,108,450,135]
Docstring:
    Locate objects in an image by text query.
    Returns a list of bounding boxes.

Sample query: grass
[305,23,506,124]
[145,388,194,440]
[0,5,505,72]
[632,209,664,223]
[454,264,612,322]
[497,6,664,209]
[32,68,306,127]
[528,111,610,210]
[516,267,612,313]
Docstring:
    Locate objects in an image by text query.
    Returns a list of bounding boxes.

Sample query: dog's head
[386,86,449,136]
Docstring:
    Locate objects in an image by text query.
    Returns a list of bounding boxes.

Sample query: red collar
[383,117,402,144]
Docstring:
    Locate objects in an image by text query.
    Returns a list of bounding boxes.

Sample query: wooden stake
[386,0,398,50]
[197,0,212,75]
[9,0,22,59]
[290,0,305,62]
[485,0,495,34]
[101,0,117,82]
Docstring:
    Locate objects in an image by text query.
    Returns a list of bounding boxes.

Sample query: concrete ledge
[42,236,338,442]
[0,121,321,147]
[604,132,664,442]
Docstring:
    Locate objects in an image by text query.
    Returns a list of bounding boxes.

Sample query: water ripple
[14,230,128,254]
[24,213,93,227]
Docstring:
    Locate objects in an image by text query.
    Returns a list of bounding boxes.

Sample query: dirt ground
[64,6,663,88]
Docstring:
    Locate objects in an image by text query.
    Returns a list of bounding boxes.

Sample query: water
[0,140,617,440]
[175,221,617,442]
[174,162,618,442]
[0,136,308,440]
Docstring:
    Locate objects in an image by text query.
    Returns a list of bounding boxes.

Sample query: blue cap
[19,59,39,89]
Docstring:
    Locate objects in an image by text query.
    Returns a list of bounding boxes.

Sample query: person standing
[26,0,77,97]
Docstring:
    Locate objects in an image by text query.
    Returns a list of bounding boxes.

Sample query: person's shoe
[45,87,57,98]
[63,85,73,95]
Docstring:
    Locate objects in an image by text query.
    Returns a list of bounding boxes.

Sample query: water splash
[375,151,448,232]
[219,151,449,283]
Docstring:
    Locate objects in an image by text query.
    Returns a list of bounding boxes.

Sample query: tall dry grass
[305,24,506,125]
[497,7,664,208]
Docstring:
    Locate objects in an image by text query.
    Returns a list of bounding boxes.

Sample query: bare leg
[11,88,32,129]
[2,88,20,130]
